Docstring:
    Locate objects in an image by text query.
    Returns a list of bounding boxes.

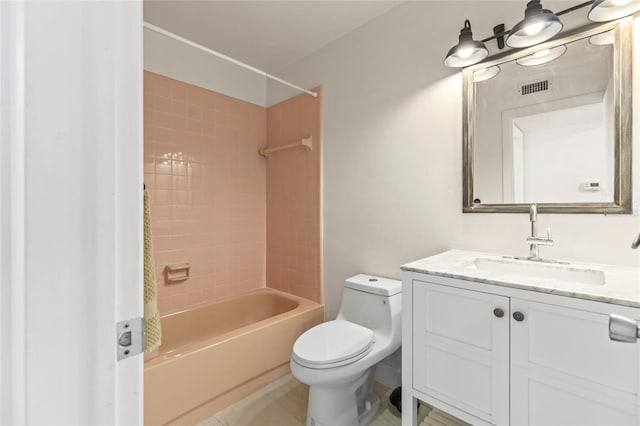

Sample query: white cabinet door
[413,281,510,425]
[511,299,640,426]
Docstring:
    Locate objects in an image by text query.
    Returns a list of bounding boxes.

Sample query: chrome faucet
[524,204,553,261]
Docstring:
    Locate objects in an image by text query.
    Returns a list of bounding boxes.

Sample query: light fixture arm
[557,0,597,17]
[493,24,506,49]
[459,19,474,42]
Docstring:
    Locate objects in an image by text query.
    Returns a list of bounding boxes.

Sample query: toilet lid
[292,320,374,366]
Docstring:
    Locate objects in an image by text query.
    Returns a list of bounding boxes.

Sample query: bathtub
[144,288,323,425]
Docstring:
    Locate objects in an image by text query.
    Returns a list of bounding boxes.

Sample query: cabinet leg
[401,395,418,426]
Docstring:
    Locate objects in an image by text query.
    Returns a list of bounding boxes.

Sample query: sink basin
[470,257,606,286]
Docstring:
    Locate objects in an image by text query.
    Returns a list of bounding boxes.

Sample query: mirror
[463,20,632,213]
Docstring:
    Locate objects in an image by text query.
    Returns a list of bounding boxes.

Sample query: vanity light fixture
[506,0,563,48]
[445,0,636,69]
[444,20,489,67]
[516,44,567,66]
[473,66,501,82]
[588,0,640,22]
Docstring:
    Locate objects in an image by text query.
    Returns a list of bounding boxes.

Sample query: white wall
[519,104,609,203]
[144,27,267,106]
[272,2,640,323]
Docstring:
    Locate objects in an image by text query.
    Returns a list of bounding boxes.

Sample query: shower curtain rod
[143,22,318,98]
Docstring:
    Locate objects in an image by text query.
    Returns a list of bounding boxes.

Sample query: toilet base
[357,392,380,426]
[305,368,379,426]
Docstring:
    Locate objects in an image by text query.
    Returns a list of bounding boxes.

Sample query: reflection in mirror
[464,20,632,213]
[474,35,613,204]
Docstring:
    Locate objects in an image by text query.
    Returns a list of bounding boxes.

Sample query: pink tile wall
[266,88,323,303]
[144,71,267,314]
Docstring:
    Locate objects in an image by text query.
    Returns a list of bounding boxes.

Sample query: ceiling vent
[520,79,549,95]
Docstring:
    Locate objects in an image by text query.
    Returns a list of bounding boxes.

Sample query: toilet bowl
[290,274,402,426]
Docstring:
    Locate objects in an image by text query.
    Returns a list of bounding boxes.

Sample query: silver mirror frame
[463,19,632,214]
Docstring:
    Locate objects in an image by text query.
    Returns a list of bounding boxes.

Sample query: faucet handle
[547,227,552,240]
[530,204,537,222]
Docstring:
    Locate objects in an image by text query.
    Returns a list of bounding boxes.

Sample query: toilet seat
[292,320,375,369]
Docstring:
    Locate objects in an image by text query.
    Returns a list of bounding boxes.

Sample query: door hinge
[609,314,640,343]
[117,317,145,361]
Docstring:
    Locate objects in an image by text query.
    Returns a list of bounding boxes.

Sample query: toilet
[290,274,402,426]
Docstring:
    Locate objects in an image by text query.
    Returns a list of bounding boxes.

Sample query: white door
[413,281,510,425]
[510,299,640,426]
[0,1,144,424]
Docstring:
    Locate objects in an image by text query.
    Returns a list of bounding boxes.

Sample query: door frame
[0,1,27,423]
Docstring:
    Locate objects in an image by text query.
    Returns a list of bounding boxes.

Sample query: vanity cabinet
[403,273,640,426]
[412,282,509,425]
[510,299,638,426]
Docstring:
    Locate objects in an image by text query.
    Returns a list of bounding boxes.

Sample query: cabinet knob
[513,311,525,322]
[493,308,504,318]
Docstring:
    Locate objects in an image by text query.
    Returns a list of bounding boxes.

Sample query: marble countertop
[401,249,640,308]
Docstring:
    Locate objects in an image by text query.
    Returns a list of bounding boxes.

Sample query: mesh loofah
[144,189,162,352]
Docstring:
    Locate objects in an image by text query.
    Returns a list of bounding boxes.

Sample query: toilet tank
[336,274,402,334]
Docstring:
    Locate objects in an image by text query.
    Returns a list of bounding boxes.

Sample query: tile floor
[196,374,466,426]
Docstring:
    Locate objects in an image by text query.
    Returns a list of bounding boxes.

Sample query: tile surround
[266,89,323,303]
[144,71,267,314]
[145,72,322,313]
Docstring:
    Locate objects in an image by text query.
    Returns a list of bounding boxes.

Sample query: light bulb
[524,21,544,36]
[457,47,474,58]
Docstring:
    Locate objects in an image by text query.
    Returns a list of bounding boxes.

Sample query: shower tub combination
[144,288,323,425]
